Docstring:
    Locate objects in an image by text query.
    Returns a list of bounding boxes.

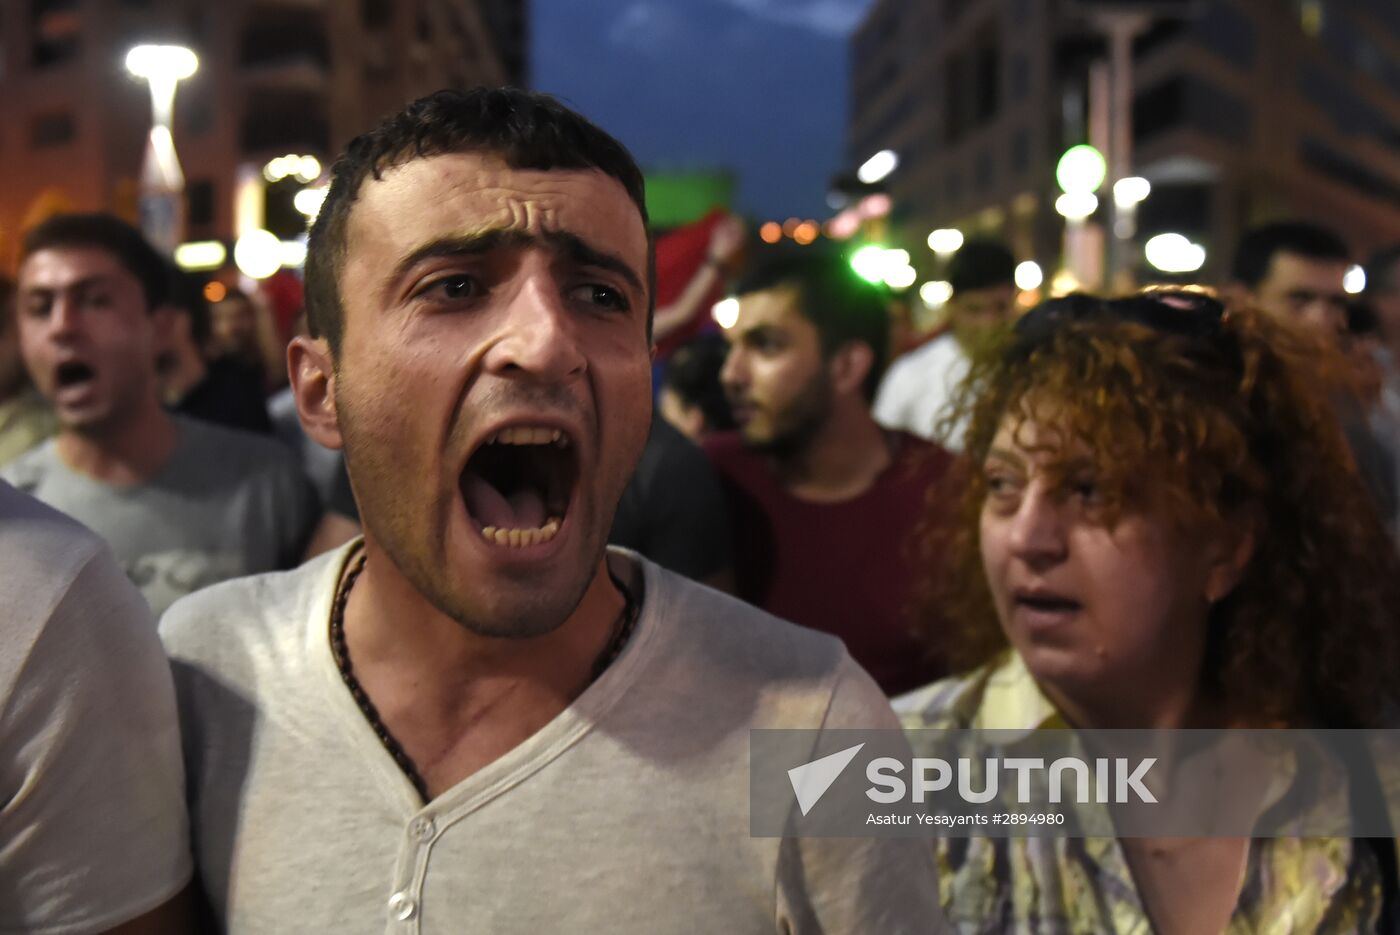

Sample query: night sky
[531,0,874,223]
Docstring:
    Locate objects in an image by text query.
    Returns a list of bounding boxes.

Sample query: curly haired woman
[899,291,1400,934]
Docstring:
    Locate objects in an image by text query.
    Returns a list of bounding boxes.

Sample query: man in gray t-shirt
[162,89,943,932]
[3,214,316,614]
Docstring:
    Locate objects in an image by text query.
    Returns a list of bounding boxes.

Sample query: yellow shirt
[897,655,1385,934]
[0,389,56,467]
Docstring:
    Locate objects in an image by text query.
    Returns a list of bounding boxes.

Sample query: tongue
[461,473,548,530]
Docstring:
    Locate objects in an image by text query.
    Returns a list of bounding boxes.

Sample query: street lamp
[126,44,198,256]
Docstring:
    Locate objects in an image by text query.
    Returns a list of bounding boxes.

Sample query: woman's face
[978,413,1243,704]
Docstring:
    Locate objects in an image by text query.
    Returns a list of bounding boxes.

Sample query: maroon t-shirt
[703,431,951,695]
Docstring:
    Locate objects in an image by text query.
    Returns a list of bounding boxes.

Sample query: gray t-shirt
[161,544,943,934]
[2,416,318,615]
[0,481,191,932]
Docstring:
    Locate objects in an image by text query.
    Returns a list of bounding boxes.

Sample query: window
[30,110,75,147]
[974,150,996,192]
[1195,0,1256,68]
[1011,128,1030,175]
[31,0,81,68]
[186,179,215,229]
[362,0,392,29]
[1010,53,1029,102]
[1133,75,1251,147]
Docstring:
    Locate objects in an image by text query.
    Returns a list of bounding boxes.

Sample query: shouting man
[160,89,939,932]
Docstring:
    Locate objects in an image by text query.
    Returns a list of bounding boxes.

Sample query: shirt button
[388,891,418,921]
[408,815,435,842]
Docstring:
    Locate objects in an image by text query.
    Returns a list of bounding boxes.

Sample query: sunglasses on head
[1012,290,1227,348]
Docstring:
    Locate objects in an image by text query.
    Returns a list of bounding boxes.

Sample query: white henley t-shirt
[161,543,943,934]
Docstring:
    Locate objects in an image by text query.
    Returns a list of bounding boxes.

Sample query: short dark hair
[733,250,891,401]
[21,213,169,310]
[949,239,1016,295]
[1231,221,1349,288]
[663,333,734,432]
[306,87,653,355]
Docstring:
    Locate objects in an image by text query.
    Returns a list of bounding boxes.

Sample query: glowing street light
[1345,264,1366,295]
[1144,233,1206,274]
[1113,176,1151,208]
[712,297,741,330]
[1056,144,1107,194]
[919,281,954,309]
[857,149,899,184]
[234,229,283,280]
[926,228,964,255]
[1055,192,1099,221]
[1014,261,1044,291]
[126,44,199,255]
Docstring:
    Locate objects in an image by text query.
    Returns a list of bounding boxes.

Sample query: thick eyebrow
[390,228,645,296]
[20,274,116,299]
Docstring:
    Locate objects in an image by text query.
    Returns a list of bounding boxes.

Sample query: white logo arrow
[787,743,866,816]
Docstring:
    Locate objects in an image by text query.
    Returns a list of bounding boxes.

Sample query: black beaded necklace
[327,551,639,803]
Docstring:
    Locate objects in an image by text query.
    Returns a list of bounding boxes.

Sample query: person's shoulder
[0,436,61,487]
[159,544,343,668]
[0,480,108,603]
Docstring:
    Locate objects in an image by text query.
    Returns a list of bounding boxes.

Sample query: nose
[719,343,746,393]
[1005,484,1069,565]
[46,295,82,340]
[482,274,587,383]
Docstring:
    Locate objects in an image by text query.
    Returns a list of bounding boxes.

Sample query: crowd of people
[3,84,1400,934]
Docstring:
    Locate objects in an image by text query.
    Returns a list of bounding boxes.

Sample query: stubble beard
[743,369,834,463]
[336,377,626,641]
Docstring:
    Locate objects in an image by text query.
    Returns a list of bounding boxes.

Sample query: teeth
[480,518,563,548]
[487,426,570,448]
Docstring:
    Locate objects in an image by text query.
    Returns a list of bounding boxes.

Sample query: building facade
[849,0,1400,286]
[0,0,523,262]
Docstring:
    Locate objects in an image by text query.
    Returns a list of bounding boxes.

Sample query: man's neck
[56,401,179,486]
[341,542,626,797]
[773,405,894,503]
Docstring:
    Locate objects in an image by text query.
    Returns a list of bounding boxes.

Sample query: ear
[288,335,343,451]
[149,304,179,353]
[1203,521,1257,605]
[828,341,875,398]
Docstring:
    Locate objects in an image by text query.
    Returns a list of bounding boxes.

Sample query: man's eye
[569,283,629,311]
[427,275,480,301]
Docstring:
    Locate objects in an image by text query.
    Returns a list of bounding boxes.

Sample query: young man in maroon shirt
[706,253,952,694]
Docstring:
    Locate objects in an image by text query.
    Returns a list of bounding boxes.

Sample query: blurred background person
[707,252,952,695]
[874,239,1018,449]
[209,287,288,394]
[0,481,193,934]
[1366,246,1400,428]
[658,332,735,442]
[1230,221,1397,533]
[159,269,272,435]
[2,214,318,615]
[609,412,734,591]
[650,211,746,358]
[900,291,1400,933]
[0,275,57,465]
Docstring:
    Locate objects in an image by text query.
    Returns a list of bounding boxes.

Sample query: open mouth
[1015,593,1082,614]
[460,426,577,549]
[1019,596,1080,615]
[55,361,95,391]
